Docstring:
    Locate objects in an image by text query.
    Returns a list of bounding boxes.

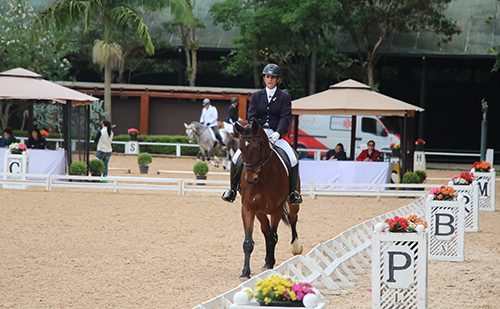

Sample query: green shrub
[402,172,421,184]
[415,170,427,183]
[69,161,87,176]
[88,159,105,176]
[137,152,153,166]
[193,161,209,176]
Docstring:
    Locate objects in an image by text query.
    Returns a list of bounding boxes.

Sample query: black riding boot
[289,164,303,205]
[221,156,243,203]
[215,132,226,152]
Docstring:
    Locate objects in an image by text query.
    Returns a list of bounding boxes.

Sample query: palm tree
[36,0,194,122]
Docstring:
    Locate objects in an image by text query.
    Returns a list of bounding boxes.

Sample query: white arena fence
[192,195,429,309]
[1,171,440,199]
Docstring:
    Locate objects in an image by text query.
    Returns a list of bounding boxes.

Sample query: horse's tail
[281,202,290,227]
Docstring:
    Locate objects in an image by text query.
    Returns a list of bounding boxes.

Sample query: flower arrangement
[128,128,139,134]
[415,139,425,145]
[9,142,27,154]
[390,143,400,150]
[384,215,427,232]
[451,172,474,185]
[471,161,491,173]
[40,129,49,137]
[251,275,315,305]
[429,186,456,201]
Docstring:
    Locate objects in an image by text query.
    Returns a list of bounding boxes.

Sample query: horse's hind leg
[207,151,219,168]
[257,212,278,270]
[288,203,303,255]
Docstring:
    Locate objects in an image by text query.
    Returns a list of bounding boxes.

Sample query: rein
[240,133,273,179]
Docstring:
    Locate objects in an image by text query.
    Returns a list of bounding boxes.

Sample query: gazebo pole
[349,116,357,160]
[63,101,72,171]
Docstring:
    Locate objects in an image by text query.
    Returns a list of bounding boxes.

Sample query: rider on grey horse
[200,98,226,152]
[221,63,302,205]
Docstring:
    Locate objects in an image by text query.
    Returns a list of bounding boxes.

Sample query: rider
[221,63,303,205]
[200,98,226,151]
[226,97,239,124]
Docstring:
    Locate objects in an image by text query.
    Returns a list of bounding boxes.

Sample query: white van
[286,115,400,158]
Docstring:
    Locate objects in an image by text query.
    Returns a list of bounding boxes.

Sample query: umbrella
[292,79,423,117]
[0,68,98,105]
[291,79,424,173]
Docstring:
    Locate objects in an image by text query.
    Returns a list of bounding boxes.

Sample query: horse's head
[235,121,271,185]
[184,123,196,144]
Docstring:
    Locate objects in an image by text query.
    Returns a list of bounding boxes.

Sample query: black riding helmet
[262,63,280,76]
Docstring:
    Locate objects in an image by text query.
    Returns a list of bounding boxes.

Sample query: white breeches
[232,128,298,167]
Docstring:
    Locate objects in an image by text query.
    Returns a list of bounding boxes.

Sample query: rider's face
[263,74,279,89]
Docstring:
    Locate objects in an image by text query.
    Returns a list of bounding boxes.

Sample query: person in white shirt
[200,98,226,151]
[94,120,114,176]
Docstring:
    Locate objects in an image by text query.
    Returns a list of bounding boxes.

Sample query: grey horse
[184,121,238,169]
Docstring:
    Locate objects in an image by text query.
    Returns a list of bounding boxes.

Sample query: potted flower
[251,275,317,307]
[137,152,152,174]
[40,129,49,138]
[193,161,209,185]
[450,172,473,185]
[384,215,428,233]
[415,139,425,151]
[390,143,400,157]
[89,159,105,177]
[9,142,27,154]
[128,128,139,141]
[429,185,456,201]
[471,161,491,173]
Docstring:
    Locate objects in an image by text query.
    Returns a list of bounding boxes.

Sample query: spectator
[0,127,16,148]
[27,128,46,149]
[356,140,380,162]
[322,143,347,161]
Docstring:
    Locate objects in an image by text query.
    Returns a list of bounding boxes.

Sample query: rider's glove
[206,122,210,126]
[270,132,280,143]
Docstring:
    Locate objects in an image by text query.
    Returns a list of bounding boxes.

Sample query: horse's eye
[245,141,249,147]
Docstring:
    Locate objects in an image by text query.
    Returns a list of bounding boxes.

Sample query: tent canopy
[291,79,424,117]
[0,68,98,106]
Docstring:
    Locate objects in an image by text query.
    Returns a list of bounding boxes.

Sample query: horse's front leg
[241,207,255,280]
[257,212,278,270]
[288,203,303,255]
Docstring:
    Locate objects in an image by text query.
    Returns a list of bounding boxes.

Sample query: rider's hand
[270,132,280,143]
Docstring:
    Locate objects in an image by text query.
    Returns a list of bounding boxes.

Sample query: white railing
[0,172,447,199]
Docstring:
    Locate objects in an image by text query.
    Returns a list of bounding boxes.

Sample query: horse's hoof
[223,166,228,171]
[239,274,251,281]
[261,264,273,271]
[291,239,303,255]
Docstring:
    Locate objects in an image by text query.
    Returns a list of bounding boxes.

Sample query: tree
[163,0,205,86]
[334,0,461,87]
[0,0,71,129]
[210,0,350,97]
[35,0,194,122]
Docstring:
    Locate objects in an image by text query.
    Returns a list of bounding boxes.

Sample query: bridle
[240,133,273,183]
[187,124,209,143]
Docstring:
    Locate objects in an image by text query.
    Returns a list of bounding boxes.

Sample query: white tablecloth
[1,148,66,175]
[299,160,394,190]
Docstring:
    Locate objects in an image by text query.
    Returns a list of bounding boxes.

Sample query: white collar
[266,87,277,102]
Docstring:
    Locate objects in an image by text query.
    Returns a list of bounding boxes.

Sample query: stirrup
[222,189,237,203]
[289,191,303,205]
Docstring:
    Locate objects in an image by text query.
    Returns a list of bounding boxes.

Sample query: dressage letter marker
[472,169,496,211]
[3,152,30,190]
[449,182,480,232]
[372,223,428,309]
[426,196,465,262]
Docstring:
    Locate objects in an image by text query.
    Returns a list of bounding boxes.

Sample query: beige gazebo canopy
[0,68,98,105]
[292,79,424,117]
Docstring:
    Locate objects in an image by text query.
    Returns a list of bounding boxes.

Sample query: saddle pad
[223,122,234,133]
[272,144,292,175]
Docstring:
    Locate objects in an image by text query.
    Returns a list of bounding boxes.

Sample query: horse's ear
[251,120,259,131]
[234,122,243,134]
[184,123,188,128]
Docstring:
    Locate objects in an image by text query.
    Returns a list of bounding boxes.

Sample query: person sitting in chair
[221,63,302,205]
[356,140,380,162]
[322,143,347,161]
[27,128,46,149]
[200,98,226,152]
[0,127,16,148]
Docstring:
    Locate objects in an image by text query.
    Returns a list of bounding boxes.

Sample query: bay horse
[234,121,303,280]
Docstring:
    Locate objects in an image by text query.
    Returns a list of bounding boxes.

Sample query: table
[299,160,394,190]
[0,148,66,175]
